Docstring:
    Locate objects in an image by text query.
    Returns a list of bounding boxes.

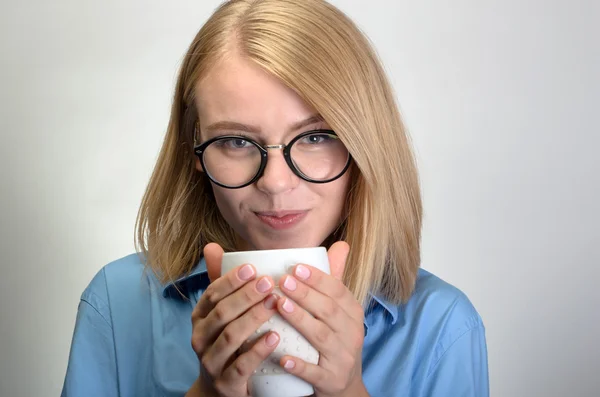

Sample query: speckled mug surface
[221,247,330,397]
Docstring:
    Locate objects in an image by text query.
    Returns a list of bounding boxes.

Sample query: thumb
[203,243,224,283]
[327,241,350,281]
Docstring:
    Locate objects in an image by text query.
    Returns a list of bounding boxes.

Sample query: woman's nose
[255,148,300,194]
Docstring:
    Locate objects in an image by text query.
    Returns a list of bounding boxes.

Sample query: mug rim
[221,246,326,258]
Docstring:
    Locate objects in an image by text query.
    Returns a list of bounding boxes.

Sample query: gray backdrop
[1,0,598,396]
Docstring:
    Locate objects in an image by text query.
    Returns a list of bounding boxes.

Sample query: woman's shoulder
[413,268,479,309]
[363,271,489,395]
[82,252,149,292]
[409,267,483,324]
[79,253,160,317]
[400,267,485,344]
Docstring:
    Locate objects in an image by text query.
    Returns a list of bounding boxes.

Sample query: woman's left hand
[276,241,369,397]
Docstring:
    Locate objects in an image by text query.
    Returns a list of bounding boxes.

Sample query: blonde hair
[135,0,422,305]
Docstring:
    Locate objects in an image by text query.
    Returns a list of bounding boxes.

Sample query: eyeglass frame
[193,129,352,189]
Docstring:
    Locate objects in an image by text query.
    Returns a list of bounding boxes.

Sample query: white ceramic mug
[221,247,330,397]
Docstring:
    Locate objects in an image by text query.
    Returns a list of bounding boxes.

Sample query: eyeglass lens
[202,132,348,187]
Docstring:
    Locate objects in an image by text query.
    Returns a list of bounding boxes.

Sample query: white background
[1,0,598,396]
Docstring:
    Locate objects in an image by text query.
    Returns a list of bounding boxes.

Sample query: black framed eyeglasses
[193,129,351,189]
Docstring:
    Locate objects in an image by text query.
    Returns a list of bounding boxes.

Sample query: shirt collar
[161,257,208,299]
[162,257,398,325]
[367,292,399,325]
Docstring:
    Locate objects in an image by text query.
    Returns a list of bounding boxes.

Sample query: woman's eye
[302,134,331,144]
[216,138,250,149]
[229,139,248,148]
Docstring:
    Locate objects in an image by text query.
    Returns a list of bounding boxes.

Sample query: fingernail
[295,265,310,280]
[282,298,294,313]
[256,277,273,293]
[264,294,278,310]
[265,332,279,347]
[238,264,255,281]
[284,359,295,369]
[283,276,297,291]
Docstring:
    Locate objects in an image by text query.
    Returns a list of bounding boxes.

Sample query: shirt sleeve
[422,321,490,397]
[61,290,119,396]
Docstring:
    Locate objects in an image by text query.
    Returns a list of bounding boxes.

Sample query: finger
[276,297,339,357]
[202,294,279,376]
[327,241,350,280]
[195,274,275,350]
[204,243,224,283]
[217,331,281,394]
[205,273,275,324]
[192,261,260,319]
[287,262,361,324]
[280,274,353,333]
[279,356,334,392]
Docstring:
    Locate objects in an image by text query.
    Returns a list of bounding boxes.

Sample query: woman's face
[194,55,351,250]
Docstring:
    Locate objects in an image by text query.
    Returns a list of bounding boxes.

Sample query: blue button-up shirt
[61,253,489,396]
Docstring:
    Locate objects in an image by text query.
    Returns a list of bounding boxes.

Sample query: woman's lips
[254,211,308,230]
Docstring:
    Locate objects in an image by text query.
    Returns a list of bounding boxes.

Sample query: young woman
[61,1,489,396]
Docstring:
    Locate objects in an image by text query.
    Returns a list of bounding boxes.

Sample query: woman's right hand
[190,243,281,397]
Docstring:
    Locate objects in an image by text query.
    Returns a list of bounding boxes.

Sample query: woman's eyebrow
[289,114,325,132]
[203,114,325,135]
[204,121,260,134]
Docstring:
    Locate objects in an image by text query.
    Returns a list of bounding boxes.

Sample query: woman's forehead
[194,56,326,134]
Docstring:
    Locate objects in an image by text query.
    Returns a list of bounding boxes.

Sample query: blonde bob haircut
[135,0,422,306]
